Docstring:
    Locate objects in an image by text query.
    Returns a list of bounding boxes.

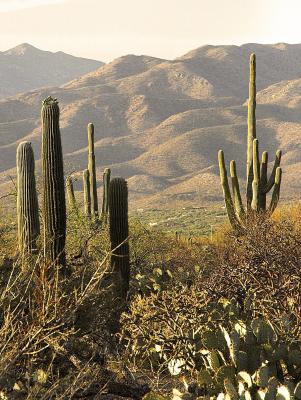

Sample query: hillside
[0,43,103,98]
[1,43,301,209]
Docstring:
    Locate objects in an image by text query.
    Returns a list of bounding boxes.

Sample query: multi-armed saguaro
[16,141,40,253]
[42,97,67,266]
[218,54,282,230]
[87,123,98,218]
[109,177,130,299]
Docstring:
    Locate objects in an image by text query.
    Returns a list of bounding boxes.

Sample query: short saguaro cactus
[109,177,130,299]
[16,141,40,253]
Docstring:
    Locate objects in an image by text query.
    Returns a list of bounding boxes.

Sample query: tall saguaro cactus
[83,169,91,216]
[246,53,257,210]
[42,97,66,266]
[101,167,111,223]
[109,177,130,299]
[218,54,282,230]
[87,123,98,218]
[16,141,40,253]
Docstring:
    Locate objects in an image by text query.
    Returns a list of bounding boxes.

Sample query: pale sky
[0,0,300,62]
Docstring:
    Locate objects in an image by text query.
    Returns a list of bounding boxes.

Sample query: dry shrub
[129,218,219,293]
[120,284,211,371]
[199,213,301,337]
[0,242,116,398]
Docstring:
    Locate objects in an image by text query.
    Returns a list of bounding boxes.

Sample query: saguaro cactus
[218,54,282,230]
[83,169,91,216]
[66,176,76,210]
[87,123,98,218]
[101,167,111,223]
[16,141,40,253]
[109,177,130,299]
[246,53,256,210]
[41,97,66,265]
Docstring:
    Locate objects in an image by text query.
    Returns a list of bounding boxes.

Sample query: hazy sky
[0,0,300,62]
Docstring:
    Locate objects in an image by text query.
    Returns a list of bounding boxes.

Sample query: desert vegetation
[0,53,301,400]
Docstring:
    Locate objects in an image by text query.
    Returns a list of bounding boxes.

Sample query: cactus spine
[66,176,76,210]
[41,97,66,266]
[218,54,282,230]
[16,141,40,253]
[83,169,91,216]
[101,167,111,223]
[87,123,98,218]
[109,177,130,299]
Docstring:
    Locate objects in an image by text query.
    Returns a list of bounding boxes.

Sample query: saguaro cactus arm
[17,141,40,253]
[41,97,66,266]
[87,123,98,217]
[263,150,282,193]
[218,150,238,229]
[229,160,245,222]
[259,151,268,211]
[269,167,282,214]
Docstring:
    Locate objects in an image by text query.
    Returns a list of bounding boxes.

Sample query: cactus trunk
[246,53,256,210]
[41,97,66,266]
[16,141,40,253]
[83,169,91,216]
[101,167,111,223]
[109,177,130,299]
[66,176,76,210]
[87,123,98,218]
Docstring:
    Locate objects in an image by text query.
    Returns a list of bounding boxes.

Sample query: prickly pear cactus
[168,300,301,399]
[41,97,66,266]
[16,141,40,253]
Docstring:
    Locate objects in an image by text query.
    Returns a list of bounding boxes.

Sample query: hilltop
[0,43,103,98]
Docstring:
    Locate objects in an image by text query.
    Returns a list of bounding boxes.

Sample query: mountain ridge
[1,43,301,209]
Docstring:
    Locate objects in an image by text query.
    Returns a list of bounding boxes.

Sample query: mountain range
[1,42,301,209]
[0,43,103,98]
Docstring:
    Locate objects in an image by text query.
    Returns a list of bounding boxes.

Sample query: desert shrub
[129,217,218,295]
[201,215,301,336]
[0,246,115,399]
[66,208,110,261]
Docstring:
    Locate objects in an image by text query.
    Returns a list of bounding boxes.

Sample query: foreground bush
[121,212,301,399]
